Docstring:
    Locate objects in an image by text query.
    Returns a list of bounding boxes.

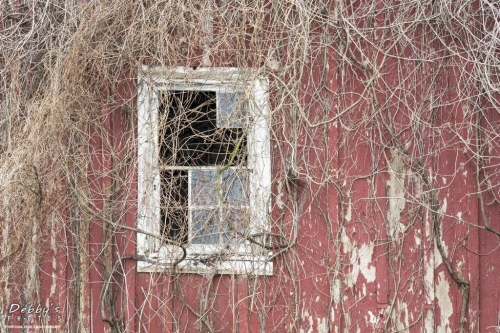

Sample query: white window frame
[137,66,272,275]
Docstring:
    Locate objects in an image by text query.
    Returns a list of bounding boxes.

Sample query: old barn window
[137,67,272,274]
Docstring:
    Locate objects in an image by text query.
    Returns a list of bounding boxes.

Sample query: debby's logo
[4,302,63,327]
[9,303,60,316]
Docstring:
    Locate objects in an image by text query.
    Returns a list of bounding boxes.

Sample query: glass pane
[222,208,250,243]
[218,92,246,128]
[191,209,220,244]
[221,169,249,205]
[191,169,218,206]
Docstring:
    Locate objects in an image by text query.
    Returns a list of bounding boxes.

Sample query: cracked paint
[333,279,341,305]
[425,310,434,333]
[387,149,406,239]
[391,300,410,333]
[299,308,327,333]
[341,227,352,254]
[438,197,447,215]
[344,196,352,222]
[317,317,327,333]
[424,205,436,332]
[346,243,376,288]
[436,271,453,333]
[366,310,377,327]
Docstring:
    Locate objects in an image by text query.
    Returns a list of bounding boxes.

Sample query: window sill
[136,246,273,275]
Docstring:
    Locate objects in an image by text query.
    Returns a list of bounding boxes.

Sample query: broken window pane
[217,92,247,128]
[159,91,247,167]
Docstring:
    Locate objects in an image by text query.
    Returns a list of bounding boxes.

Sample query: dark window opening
[160,170,188,243]
[159,91,247,167]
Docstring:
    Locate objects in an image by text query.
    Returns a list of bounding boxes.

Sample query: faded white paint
[424,196,435,332]
[387,149,406,239]
[344,197,352,222]
[299,309,314,333]
[438,197,447,215]
[436,271,453,333]
[333,279,341,305]
[299,308,327,333]
[433,199,450,268]
[424,206,435,299]
[276,180,285,209]
[317,317,327,333]
[341,227,352,254]
[359,244,376,283]
[344,313,350,333]
[425,261,435,302]
[425,309,434,333]
[266,58,280,71]
[366,310,377,327]
[391,300,410,333]
[346,243,376,288]
[415,235,421,247]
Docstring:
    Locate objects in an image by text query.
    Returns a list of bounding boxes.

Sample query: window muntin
[137,67,271,274]
[158,90,248,247]
[189,168,249,245]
